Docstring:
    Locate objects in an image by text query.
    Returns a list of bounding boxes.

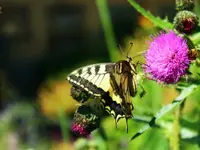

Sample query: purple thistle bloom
[144,31,190,84]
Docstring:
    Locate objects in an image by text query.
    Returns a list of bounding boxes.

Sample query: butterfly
[67,46,140,132]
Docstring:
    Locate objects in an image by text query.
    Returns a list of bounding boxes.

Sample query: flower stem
[170,106,181,150]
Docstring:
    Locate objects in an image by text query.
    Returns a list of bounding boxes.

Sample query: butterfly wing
[67,63,114,96]
[67,63,128,121]
[67,61,137,131]
[121,72,137,100]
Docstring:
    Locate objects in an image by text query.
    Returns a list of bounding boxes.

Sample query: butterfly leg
[114,119,118,129]
[135,61,145,66]
[125,118,129,133]
[138,84,146,98]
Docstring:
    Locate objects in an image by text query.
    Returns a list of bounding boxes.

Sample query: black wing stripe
[87,67,92,75]
[105,64,114,72]
[95,65,100,74]
[110,74,119,94]
[128,74,135,97]
[129,75,137,97]
[110,74,124,99]
[85,74,102,90]
[79,73,106,89]
[77,68,83,75]
[68,75,105,96]
[68,63,114,77]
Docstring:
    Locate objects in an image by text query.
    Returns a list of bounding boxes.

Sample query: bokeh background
[1,0,200,150]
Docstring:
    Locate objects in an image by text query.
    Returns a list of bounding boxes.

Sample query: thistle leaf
[130,84,197,141]
[127,0,173,30]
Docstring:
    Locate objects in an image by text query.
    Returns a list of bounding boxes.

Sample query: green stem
[170,106,180,150]
[96,0,119,61]
[58,108,68,142]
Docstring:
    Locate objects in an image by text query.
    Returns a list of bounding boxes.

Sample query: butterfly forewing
[67,63,114,96]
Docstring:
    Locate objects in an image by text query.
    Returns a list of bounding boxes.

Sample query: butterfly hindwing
[70,81,126,123]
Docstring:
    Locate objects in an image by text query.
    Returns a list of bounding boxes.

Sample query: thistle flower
[72,105,100,137]
[144,31,191,84]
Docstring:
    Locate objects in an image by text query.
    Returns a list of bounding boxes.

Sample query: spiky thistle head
[144,31,191,84]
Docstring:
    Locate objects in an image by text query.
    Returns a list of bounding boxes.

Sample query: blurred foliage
[37,79,78,119]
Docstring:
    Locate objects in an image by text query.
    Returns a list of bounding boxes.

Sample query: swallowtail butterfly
[67,53,139,132]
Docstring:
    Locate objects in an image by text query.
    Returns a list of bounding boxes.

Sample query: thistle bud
[72,105,100,137]
[173,11,199,34]
[176,0,194,11]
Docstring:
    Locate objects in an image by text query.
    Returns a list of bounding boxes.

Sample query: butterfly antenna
[117,44,126,57]
[127,42,133,58]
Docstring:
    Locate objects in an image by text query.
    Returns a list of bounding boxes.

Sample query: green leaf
[127,0,173,31]
[189,32,200,47]
[134,115,199,139]
[130,84,197,141]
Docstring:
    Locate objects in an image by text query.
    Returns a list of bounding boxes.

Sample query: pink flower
[144,31,190,84]
[72,123,90,137]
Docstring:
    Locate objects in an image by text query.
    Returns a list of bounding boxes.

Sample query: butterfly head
[126,55,132,62]
[118,42,137,68]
